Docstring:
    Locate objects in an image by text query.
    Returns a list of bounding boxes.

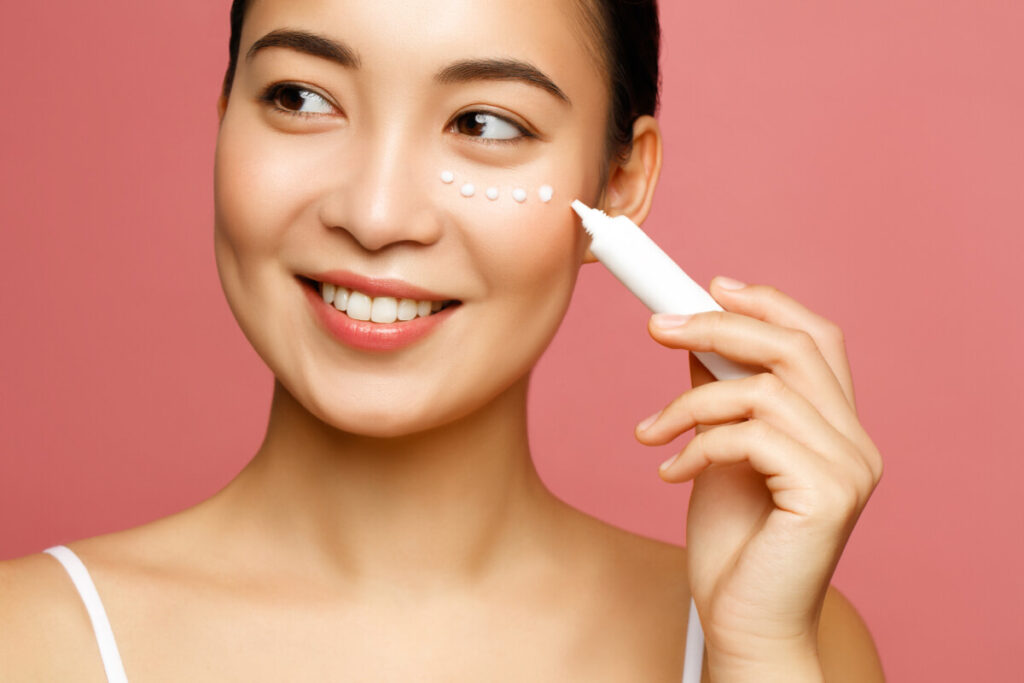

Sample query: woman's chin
[298,393,468,441]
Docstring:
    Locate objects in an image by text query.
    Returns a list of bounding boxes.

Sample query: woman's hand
[634,276,883,681]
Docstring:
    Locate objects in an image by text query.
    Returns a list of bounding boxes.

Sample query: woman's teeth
[319,282,448,323]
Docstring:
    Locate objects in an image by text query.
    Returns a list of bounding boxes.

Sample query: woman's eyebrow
[244,32,568,106]
[435,59,571,105]
[246,29,361,68]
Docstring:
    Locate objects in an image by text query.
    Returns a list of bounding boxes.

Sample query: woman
[1,0,884,680]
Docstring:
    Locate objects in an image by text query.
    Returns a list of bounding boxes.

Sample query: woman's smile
[315,281,453,323]
[298,272,463,352]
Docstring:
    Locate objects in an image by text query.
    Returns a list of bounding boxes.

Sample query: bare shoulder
[568,510,689,596]
[818,585,886,682]
[0,548,105,682]
[560,510,692,660]
[561,512,693,629]
[0,519,184,682]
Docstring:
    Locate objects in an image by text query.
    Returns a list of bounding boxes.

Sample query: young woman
[1,1,885,680]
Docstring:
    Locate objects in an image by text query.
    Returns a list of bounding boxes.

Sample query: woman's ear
[217,94,228,125]
[582,116,663,264]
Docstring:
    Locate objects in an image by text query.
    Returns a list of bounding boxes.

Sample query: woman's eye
[260,84,336,118]
[451,112,529,142]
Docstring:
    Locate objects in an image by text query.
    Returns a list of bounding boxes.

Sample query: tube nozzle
[571,199,590,220]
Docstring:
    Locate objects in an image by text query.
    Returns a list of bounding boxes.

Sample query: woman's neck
[207,375,569,590]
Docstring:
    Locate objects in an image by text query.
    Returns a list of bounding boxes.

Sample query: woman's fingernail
[716,276,746,290]
[659,452,681,472]
[637,411,661,431]
[651,313,693,329]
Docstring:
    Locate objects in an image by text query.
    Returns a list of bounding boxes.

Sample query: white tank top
[43,544,705,682]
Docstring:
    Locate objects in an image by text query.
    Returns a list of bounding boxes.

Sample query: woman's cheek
[213,121,331,354]
[436,167,584,280]
[215,126,329,261]
[435,166,588,369]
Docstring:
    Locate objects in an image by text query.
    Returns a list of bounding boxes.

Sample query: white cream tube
[572,200,757,382]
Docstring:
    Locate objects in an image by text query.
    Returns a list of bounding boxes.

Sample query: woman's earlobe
[217,95,228,124]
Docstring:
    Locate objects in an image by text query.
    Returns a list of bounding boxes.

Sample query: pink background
[2,2,1021,680]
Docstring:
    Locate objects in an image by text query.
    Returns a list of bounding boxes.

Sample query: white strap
[682,597,705,683]
[43,545,129,683]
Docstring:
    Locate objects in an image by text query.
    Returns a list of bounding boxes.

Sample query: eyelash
[258,82,535,144]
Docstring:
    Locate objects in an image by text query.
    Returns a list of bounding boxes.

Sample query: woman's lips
[301,279,460,352]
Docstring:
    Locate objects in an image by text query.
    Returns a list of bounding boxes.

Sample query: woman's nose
[318,136,444,252]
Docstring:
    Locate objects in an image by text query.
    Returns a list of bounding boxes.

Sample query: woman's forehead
[240,0,602,82]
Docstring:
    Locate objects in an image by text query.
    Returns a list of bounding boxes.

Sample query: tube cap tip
[571,199,590,219]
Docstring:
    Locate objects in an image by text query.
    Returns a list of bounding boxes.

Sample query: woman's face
[214,0,611,436]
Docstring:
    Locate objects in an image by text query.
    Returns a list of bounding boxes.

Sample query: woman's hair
[220,0,660,164]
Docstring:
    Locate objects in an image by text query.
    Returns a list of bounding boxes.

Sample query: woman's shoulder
[0,540,114,681]
[561,511,691,619]
[818,584,886,680]
[560,507,688,587]
[0,520,192,681]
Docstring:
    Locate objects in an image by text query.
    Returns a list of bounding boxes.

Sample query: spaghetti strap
[43,545,129,683]
[681,597,705,683]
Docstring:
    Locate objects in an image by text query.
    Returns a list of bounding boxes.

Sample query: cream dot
[485,187,499,200]
[440,170,455,184]
[538,185,554,202]
[512,188,527,203]
[460,183,476,197]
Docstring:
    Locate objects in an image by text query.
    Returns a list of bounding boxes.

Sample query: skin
[0,0,884,680]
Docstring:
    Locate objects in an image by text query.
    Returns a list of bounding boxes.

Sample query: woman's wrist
[706,640,824,683]
[707,657,824,683]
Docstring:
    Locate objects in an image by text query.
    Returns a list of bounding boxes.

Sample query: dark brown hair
[220,0,660,164]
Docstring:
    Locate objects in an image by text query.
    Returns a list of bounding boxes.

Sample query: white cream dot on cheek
[486,187,499,201]
[461,183,476,197]
[538,185,554,203]
[440,170,455,184]
[512,188,527,203]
